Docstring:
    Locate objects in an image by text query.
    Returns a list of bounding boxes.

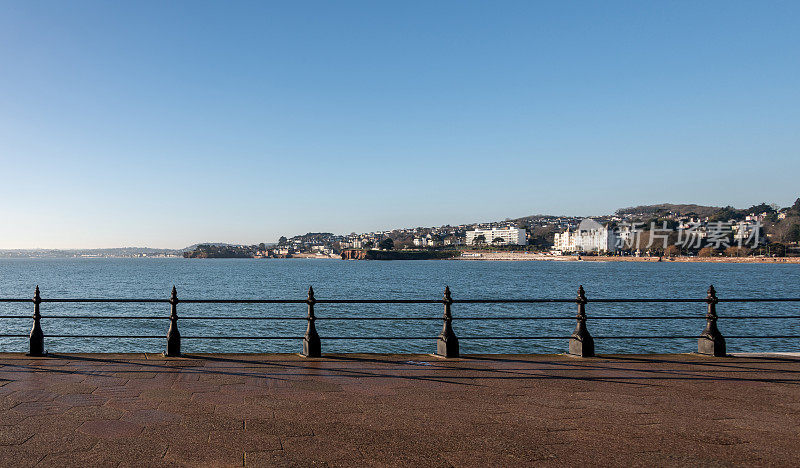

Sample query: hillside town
[238,199,800,259]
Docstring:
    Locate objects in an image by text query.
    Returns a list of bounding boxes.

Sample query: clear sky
[1,1,798,249]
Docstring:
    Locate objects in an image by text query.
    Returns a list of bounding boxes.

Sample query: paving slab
[0,352,799,466]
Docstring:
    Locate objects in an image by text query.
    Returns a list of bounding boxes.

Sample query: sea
[1,258,798,354]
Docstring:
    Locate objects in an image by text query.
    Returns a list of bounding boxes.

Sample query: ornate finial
[170,286,178,305]
[577,285,587,303]
[707,284,718,304]
[34,285,40,298]
[444,286,451,302]
[308,286,315,301]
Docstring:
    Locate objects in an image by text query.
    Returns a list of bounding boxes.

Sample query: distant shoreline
[453,252,800,264]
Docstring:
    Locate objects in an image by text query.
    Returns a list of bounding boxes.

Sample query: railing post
[698,285,726,357]
[569,285,594,357]
[436,286,459,358]
[302,286,321,357]
[28,285,45,357]
[165,286,181,357]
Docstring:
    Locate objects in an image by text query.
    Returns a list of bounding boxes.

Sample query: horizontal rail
[0,315,169,320]
[587,299,708,303]
[589,298,800,303]
[315,299,443,304]
[461,335,800,340]
[41,335,162,339]
[721,335,800,339]
[717,298,800,302]
[595,335,800,339]
[181,299,307,304]
[2,297,800,303]
[41,299,169,303]
[180,336,305,340]
[453,299,576,303]
[3,315,798,320]
[6,335,798,340]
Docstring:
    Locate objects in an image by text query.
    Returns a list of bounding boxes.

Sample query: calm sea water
[1,258,798,354]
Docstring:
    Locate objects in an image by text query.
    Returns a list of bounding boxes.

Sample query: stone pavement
[1,353,799,467]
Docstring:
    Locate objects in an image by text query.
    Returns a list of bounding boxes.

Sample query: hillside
[615,204,723,217]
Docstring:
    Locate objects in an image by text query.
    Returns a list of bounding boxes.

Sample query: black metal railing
[0,284,798,358]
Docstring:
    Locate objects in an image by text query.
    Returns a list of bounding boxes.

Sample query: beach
[453,251,800,263]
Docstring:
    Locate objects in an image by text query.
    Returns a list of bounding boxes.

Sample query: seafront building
[553,219,619,253]
[465,227,527,246]
[413,234,443,247]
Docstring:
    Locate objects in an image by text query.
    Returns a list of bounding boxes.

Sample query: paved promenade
[1,353,799,467]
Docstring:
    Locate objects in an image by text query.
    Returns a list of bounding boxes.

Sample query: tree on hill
[788,224,800,243]
[278,236,288,246]
[184,244,254,258]
[698,247,718,257]
[771,218,800,243]
[709,206,746,222]
[393,236,414,250]
[725,246,750,257]
[747,203,775,214]
[378,238,394,250]
[615,204,721,218]
[492,237,505,245]
[472,235,486,246]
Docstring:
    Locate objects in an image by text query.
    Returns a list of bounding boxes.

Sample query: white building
[413,234,442,247]
[733,221,761,244]
[466,227,527,246]
[553,219,619,253]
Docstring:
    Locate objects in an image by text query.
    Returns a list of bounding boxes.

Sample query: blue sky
[1,1,798,248]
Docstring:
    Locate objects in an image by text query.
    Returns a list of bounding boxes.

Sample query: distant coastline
[2,251,798,263]
[452,251,800,263]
